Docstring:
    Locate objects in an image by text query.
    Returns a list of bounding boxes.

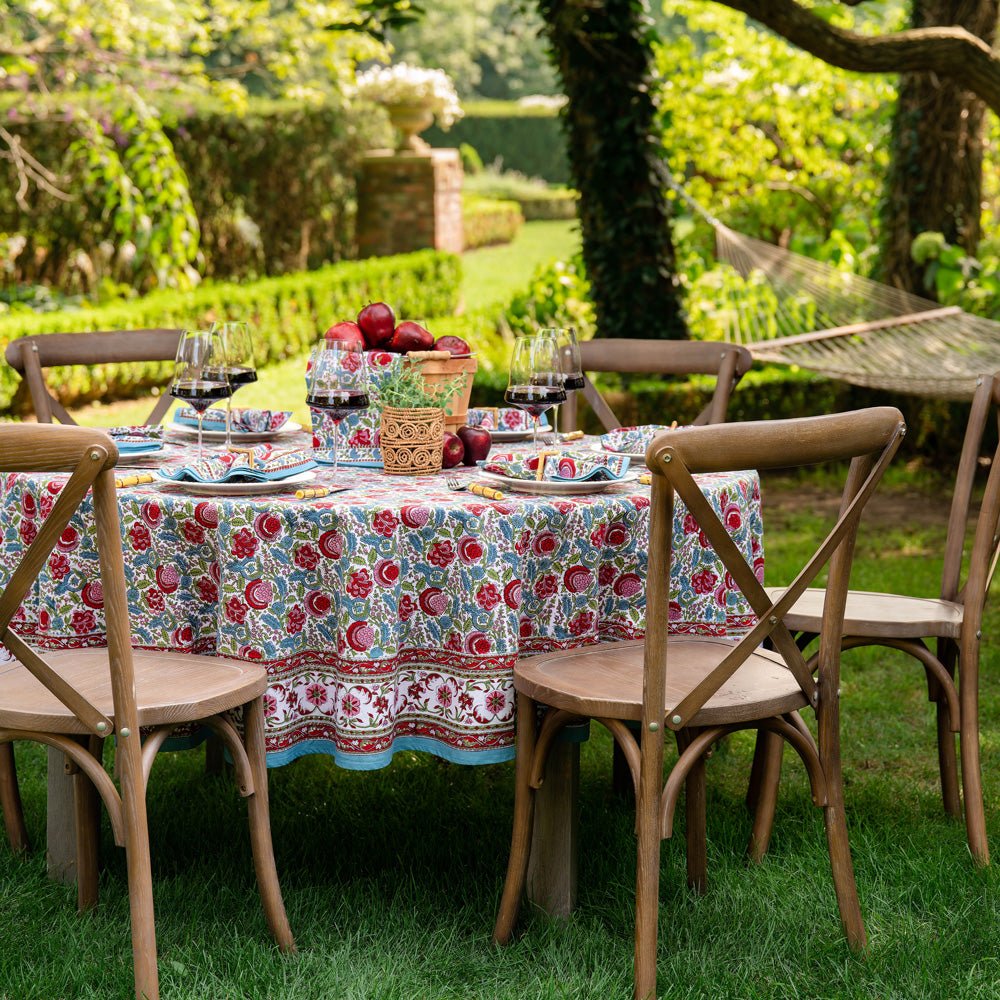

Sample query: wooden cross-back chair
[754,372,1000,866]
[560,339,753,432]
[4,329,183,425]
[493,408,906,1000]
[0,424,294,1000]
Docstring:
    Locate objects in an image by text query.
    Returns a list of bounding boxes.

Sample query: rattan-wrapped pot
[380,405,444,475]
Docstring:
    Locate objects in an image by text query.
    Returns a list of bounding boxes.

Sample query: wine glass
[548,326,583,433]
[505,333,567,452]
[306,341,369,473]
[211,321,258,450]
[170,328,232,461]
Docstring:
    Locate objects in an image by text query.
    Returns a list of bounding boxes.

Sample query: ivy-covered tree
[538,0,686,339]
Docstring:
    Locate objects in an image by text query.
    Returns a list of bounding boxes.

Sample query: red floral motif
[347,569,374,599]
[318,529,343,559]
[568,610,594,636]
[484,689,507,715]
[18,519,36,545]
[554,501,574,515]
[613,573,643,598]
[254,512,283,541]
[294,543,321,571]
[140,501,163,528]
[634,496,650,510]
[341,350,361,372]
[263,694,278,717]
[503,579,522,610]
[81,581,104,609]
[21,493,36,517]
[195,576,218,603]
[37,608,50,632]
[155,565,180,594]
[341,692,362,716]
[683,513,699,535]
[370,351,393,367]
[398,594,417,621]
[419,587,448,616]
[427,540,456,567]
[465,631,491,655]
[245,579,274,609]
[232,527,258,559]
[534,574,558,600]
[515,529,531,555]
[458,537,483,564]
[306,684,326,706]
[475,583,501,611]
[598,564,616,587]
[373,510,400,536]
[589,524,607,547]
[374,559,399,586]
[128,522,151,551]
[532,531,557,556]
[194,502,219,529]
[182,519,206,544]
[145,587,165,612]
[399,505,429,528]
[306,591,332,617]
[239,644,263,660]
[47,552,70,582]
[349,428,373,447]
[70,609,96,635]
[692,569,718,595]
[605,522,628,547]
[172,624,194,649]
[225,596,248,623]
[436,682,455,708]
[445,631,463,651]
[563,565,594,593]
[724,507,743,531]
[287,604,306,634]
[38,492,54,517]
[346,621,375,651]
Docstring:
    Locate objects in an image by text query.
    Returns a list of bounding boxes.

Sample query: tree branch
[717,0,1000,114]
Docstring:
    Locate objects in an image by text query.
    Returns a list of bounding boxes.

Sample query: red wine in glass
[171,379,233,411]
[504,384,567,417]
[562,375,585,391]
[306,389,371,422]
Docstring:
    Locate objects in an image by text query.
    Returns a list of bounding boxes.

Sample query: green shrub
[462,198,524,250]
[0,250,460,414]
[424,101,569,184]
[463,168,577,221]
[517,191,577,221]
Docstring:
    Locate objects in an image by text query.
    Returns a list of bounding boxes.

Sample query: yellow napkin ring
[115,473,155,488]
[295,486,332,500]
[469,483,504,500]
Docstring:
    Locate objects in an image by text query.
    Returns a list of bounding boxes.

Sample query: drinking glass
[211,321,258,450]
[306,341,369,473]
[548,326,583,433]
[505,333,566,451]
[170,328,232,461]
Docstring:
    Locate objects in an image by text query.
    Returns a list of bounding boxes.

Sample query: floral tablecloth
[0,444,762,769]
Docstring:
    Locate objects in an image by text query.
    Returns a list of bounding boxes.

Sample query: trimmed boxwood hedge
[462,198,524,249]
[0,250,460,414]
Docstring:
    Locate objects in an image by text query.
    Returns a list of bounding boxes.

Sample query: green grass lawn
[3,470,999,998]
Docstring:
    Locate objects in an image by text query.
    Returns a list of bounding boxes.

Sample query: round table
[0,442,762,770]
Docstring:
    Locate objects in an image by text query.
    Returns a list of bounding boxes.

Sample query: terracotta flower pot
[380,405,444,475]
[406,351,478,434]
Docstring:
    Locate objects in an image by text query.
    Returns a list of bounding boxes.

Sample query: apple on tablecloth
[457,424,491,466]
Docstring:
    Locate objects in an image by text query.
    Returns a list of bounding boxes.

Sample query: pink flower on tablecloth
[39,492,54,517]
[484,689,507,715]
[419,587,448,616]
[318,530,343,559]
[458,537,483,564]
[374,559,399,586]
[349,427,372,447]
[503,579,522,609]
[725,507,743,531]
[70,609,96,635]
[346,620,374,650]
[445,631,463,652]
[476,583,501,611]
[341,692,361,717]
[436,684,454,708]
[698,529,711,549]
[613,573,643,598]
[294,543,320,571]
[465,631,490,655]
[341,350,361,372]
[156,565,180,594]
[287,604,306,634]
[225,596,248,624]
[347,569,374,599]
[306,591,332,617]
[532,531,557,556]
[81,581,104,608]
[554,501,573,516]
[568,610,594,636]
[19,520,37,545]
[683,513,699,535]
[21,493,36,517]
[459,692,473,711]
[605,522,627,547]
[145,587,165,612]
[515,529,530,555]
[427,540,456,567]
[373,510,400,536]
[238,644,263,660]
[232,527,258,559]
[398,594,417,621]
[534,574,558,600]
[305,683,326,706]
[37,609,50,632]
[182,519,206,545]
[245,579,273,609]
[46,480,63,495]
[172,625,194,649]
[590,524,606,547]
[518,617,533,638]
[141,500,163,528]
[754,557,764,584]
[128,522,151,551]
[669,600,682,621]
[263,694,277,717]
[598,564,616,587]
[194,502,219,529]
[196,576,218,603]
[563,565,594,593]
[692,569,717,595]
[56,526,80,551]
[400,505,429,528]
[634,496,650,510]
[254,512,283,541]
[374,694,390,714]
[47,552,70,582]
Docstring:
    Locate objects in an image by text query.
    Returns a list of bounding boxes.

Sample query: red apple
[389,320,435,353]
[442,431,465,469]
[357,301,396,348]
[324,321,365,351]
[433,335,471,356]
[457,424,492,466]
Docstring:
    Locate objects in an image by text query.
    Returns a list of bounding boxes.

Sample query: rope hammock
[668,174,1000,400]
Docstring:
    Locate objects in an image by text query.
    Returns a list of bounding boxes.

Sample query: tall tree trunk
[538,0,687,338]
[880,0,998,294]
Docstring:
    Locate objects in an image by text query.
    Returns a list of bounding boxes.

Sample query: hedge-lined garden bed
[462,198,524,249]
[0,250,460,414]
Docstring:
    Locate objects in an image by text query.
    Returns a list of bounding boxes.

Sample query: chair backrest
[4,329,183,425]
[0,425,139,740]
[939,374,1000,626]
[561,338,753,432]
[642,408,905,735]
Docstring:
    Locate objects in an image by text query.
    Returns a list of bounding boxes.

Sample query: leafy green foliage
[462,198,524,250]
[0,249,460,413]
[908,231,1000,317]
[378,361,465,409]
[463,166,576,220]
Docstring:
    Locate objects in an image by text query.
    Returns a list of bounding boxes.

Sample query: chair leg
[494,691,538,945]
[0,742,29,854]
[957,645,989,865]
[633,727,666,1000]
[243,697,296,952]
[935,639,961,817]
[747,729,783,864]
[74,736,103,912]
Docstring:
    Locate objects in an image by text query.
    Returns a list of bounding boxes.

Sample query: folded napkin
[466,407,550,433]
[159,444,316,484]
[481,450,630,482]
[107,425,164,456]
[600,424,678,455]
[173,407,293,434]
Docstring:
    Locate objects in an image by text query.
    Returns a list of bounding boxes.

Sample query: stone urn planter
[386,103,435,153]
[380,405,444,475]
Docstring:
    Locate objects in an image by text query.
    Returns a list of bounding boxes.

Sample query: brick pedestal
[357,148,463,257]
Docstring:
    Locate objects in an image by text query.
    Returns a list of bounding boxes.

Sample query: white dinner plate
[478,470,640,496]
[488,429,533,443]
[152,470,316,496]
[165,420,304,444]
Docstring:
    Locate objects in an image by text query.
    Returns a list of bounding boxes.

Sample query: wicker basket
[380,405,444,475]
[406,351,478,433]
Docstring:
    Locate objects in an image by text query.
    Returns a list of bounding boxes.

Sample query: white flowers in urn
[353,63,463,152]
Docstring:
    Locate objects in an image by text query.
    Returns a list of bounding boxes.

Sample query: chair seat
[514,636,808,728]
[764,586,964,640]
[0,648,267,734]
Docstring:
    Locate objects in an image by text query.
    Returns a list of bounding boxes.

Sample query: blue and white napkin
[481,450,630,482]
[173,407,293,434]
[108,426,164,456]
[159,444,316,484]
